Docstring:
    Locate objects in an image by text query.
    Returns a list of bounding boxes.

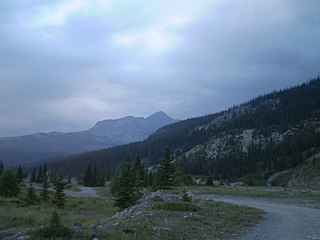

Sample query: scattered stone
[90,232,98,239]
[14,232,23,238]
[2,236,15,240]
[89,223,96,229]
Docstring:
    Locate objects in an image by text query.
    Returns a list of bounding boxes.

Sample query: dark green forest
[40,77,320,181]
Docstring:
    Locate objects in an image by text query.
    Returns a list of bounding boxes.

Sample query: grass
[98,198,262,240]
[178,185,320,202]
[0,185,263,240]
[0,186,118,236]
[152,201,200,212]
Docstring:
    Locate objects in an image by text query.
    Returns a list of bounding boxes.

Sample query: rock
[2,236,15,240]
[14,232,23,238]
[230,181,246,187]
[89,223,97,229]
[17,236,30,240]
[90,232,97,239]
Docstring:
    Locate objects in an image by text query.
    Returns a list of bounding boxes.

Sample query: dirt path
[196,194,320,240]
[64,187,97,197]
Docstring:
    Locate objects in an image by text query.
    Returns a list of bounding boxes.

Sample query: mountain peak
[0,111,177,166]
[147,111,174,121]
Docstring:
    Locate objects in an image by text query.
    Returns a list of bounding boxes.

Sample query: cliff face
[288,154,320,190]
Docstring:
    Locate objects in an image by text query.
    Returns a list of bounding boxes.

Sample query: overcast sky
[1,0,320,137]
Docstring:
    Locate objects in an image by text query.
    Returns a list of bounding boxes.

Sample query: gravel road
[196,194,320,240]
[64,187,97,197]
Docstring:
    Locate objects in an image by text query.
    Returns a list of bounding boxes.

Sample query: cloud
[0,0,320,136]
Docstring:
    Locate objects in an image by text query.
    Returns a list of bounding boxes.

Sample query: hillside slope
[1,111,176,166]
[44,77,320,186]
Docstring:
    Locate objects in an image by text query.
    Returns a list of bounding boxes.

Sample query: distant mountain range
[0,111,177,166]
[44,77,320,189]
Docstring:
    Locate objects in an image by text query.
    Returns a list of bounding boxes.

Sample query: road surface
[196,194,320,240]
[64,187,97,197]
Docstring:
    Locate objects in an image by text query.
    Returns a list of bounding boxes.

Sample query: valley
[1,78,320,239]
[1,184,319,240]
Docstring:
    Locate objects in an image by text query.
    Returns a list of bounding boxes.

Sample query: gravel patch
[196,194,320,240]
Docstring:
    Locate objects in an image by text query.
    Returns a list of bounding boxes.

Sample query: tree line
[111,148,193,209]
[0,161,68,209]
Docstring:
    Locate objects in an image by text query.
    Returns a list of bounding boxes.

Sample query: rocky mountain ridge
[0,111,177,166]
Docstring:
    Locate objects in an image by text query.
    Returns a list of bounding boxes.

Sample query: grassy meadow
[0,184,265,240]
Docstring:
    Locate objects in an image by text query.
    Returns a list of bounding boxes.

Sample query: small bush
[0,170,19,197]
[153,201,200,212]
[181,190,192,202]
[152,195,163,202]
[32,211,72,239]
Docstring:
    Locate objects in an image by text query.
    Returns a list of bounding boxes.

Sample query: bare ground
[64,186,97,197]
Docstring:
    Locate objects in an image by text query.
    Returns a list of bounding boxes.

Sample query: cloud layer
[1,0,320,136]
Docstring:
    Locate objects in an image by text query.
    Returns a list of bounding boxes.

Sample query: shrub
[181,190,192,202]
[152,195,163,202]
[33,211,72,239]
[0,170,19,197]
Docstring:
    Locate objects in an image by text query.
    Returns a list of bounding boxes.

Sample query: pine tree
[24,184,38,205]
[110,170,121,195]
[113,155,137,209]
[0,170,19,197]
[206,176,213,186]
[173,167,185,186]
[0,161,4,176]
[37,165,43,183]
[83,164,92,186]
[41,174,50,202]
[17,165,23,184]
[157,148,174,189]
[133,155,145,188]
[52,173,66,209]
[43,164,47,177]
[92,164,98,187]
[98,172,106,186]
[30,168,36,183]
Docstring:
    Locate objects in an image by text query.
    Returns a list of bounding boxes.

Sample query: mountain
[0,111,177,166]
[43,77,320,188]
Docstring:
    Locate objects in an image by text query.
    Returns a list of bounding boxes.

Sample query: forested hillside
[43,77,320,182]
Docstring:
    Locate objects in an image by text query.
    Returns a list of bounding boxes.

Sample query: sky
[1,0,320,137]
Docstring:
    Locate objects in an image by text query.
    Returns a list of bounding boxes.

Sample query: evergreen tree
[83,163,92,186]
[24,184,38,205]
[30,168,37,183]
[206,175,213,186]
[98,172,106,186]
[68,176,71,184]
[41,174,50,202]
[110,170,121,195]
[113,155,137,209]
[52,173,66,209]
[133,155,145,188]
[37,165,43,183]
[17,165,23,184]
[0,161,4,176]
[173,167,185,186]
[0,170,19,197]
[157,148,174,189]
[92,164,98,187]
[43,164,47,177]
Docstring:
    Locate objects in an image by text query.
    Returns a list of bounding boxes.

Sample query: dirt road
[196,194,320,240]
[64,187,97,197]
